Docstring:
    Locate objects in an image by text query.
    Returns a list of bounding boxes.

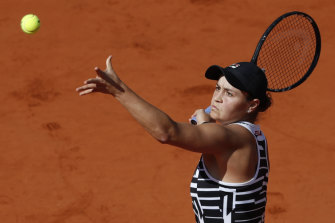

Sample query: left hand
[76,55,125,96]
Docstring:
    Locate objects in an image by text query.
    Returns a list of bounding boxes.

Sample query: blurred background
[0,0,334,222]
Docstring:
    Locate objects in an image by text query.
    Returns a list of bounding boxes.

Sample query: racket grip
[190,106,211,125]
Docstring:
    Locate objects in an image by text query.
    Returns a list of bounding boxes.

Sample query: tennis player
[76,55,272,223]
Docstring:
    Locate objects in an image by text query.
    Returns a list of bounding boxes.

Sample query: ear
[247,99,260,113]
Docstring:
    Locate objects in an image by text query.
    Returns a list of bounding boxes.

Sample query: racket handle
[190,106,211,125]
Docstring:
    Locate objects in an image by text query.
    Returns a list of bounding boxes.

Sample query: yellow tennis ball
[21,14,40,34]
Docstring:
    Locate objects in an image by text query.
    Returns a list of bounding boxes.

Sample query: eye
[225,91,233,97]
[215,85,220,91]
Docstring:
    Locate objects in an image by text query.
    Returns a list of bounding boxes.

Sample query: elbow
[156,133,170,144]
[154,124,177,144]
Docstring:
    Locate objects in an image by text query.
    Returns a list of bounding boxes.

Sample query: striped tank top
[190,121,269,223]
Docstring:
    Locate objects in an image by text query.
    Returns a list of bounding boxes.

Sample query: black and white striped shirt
[190,121,269,223]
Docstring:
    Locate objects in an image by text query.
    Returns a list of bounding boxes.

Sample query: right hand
[189,109,212,125]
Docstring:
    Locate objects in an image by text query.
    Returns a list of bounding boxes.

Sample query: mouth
[211,105,218,110]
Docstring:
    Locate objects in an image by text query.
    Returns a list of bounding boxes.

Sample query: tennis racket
[191,11,321,125]
[251,11,321,92]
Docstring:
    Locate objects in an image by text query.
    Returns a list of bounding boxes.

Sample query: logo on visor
[229,63,240,69]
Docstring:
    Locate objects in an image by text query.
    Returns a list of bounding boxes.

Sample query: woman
[76,55,271,223]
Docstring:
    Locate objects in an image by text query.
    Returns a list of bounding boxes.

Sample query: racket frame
[251,11,321,92]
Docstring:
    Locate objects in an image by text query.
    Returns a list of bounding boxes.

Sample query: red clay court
[0,0,334,222]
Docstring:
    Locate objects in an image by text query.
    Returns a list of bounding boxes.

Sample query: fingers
[84,77,105,85]
[76,83,97,96]
[95,67,113,83]
[106,55,113,72]
[95,67,125,93]
[75,77,105,92]
[76,77,104,95]
[76,83,97,92]
[189,110,200,122]
[97,55,118,83]
[78,88,94,96]
[189,109,207,124]
[193,109,204,116]
[76,55,124,96]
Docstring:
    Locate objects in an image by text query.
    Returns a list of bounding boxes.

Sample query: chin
[209,113,219,121]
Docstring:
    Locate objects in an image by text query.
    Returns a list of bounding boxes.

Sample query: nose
[213,91,223,103]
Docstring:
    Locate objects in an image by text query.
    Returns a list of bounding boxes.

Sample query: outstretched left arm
[76,55,181,142]
[76,55,247,154]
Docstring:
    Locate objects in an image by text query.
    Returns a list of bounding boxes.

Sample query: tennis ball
[21,14,40,34]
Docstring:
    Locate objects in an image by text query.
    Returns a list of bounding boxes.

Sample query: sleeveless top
[190,121,270,223]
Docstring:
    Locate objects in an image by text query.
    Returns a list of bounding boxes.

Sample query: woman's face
[210,76,251,124]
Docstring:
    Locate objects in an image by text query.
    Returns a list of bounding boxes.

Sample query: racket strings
[257,14,317,90]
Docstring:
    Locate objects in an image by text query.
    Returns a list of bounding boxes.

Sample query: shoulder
[224,122,257,148]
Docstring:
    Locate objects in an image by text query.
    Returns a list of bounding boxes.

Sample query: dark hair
[246,92,272,121]
[257,92,272,112]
